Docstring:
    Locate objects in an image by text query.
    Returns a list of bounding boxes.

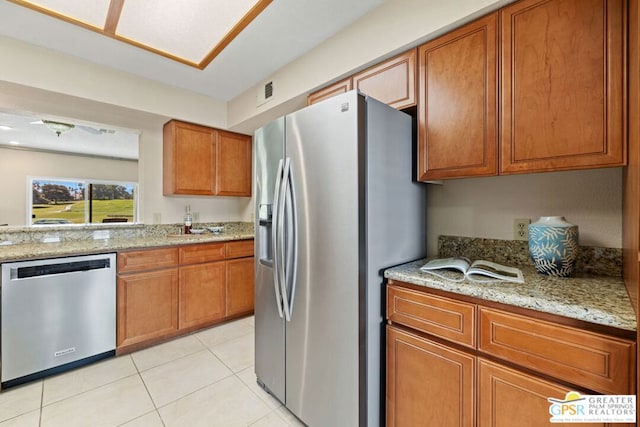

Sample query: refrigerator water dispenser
[258,203,273,266]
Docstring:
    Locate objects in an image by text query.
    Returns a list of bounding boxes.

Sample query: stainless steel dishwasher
[1,253,116,388]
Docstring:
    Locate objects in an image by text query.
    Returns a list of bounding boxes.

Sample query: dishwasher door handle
[11,258,113,280]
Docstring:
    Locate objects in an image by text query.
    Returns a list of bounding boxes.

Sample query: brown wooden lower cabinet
[386,282,636,427]
[478,358,611,427]
[117,239,254,353]
[386,325,475,427]
[117,267,179,348]
[179,261,226,329]
[226,257,255,317]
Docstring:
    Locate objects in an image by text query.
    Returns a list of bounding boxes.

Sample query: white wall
[0,36,227,128]
[0,0,623,244]
[0,43,253,224]
[426,168,623,255]
[227,0,514,133]
[224,0,622,254]
[0,147,138,225]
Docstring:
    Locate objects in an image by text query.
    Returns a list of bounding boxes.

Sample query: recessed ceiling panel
[17,0,111,29]
[0,0,384,100]
[116,0,265,65]
[8,0,272,68]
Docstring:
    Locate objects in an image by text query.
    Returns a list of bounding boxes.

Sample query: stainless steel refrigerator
[254,90,426,427]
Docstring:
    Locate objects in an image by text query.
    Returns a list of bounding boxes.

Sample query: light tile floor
[0,316,304,427]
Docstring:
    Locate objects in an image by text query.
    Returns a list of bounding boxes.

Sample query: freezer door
[254,117,286,403]
[284,91,362,426]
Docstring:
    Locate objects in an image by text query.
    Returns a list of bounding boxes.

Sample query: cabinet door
[353,49,417,109]
[500,0,626,174]
[117,268,178,348]
[307,77,353,105]
[478,358,612,427]
[417,13,498,180]
[216,130,252,196]
[163,120,216,195]
[226,257,255,316]
[387,326,475,427]
[179,261,226,329]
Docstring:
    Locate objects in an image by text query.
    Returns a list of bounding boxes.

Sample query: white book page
[420,257,470,273]
[420,257,470,282]
[467,260,524,283]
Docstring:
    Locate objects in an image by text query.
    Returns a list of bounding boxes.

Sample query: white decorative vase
[528,216,579,277]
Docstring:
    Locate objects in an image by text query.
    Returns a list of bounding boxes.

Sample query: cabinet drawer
[478,307,636,395]
[118,248,179,273]
[387,285,476,348]
[226,239,254,259]
[179,243,226,265]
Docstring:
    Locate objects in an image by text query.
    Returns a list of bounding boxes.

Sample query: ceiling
[5,0,274,69]
[0,0,383,158]
[0,0,384,101]
[0,110,140,159]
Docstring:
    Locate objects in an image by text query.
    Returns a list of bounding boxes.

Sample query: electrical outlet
[513,218,531,241]
[193,212,200,222]
[153,213,161,224]
[93,230,110,240]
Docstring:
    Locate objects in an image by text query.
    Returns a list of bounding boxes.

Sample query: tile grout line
[128,353,166,426]
[2,317,256,426]
[38,379,44,427]
[39,357,138,408]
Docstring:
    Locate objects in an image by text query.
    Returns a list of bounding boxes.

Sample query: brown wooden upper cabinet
[163,120,252,196]
[307,78,353,106]
[500,0,626,174]
[417,0,626,181]
[353,49,417,109]
[307,50,417,110]
[417,13,498,180]
[216,130,253,196]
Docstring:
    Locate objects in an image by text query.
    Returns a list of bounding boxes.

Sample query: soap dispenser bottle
[184,205,192,234]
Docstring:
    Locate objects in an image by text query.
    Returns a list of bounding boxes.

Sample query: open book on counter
[420,257,524,284]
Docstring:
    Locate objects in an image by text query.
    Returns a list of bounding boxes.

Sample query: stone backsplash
[438,235,622,277]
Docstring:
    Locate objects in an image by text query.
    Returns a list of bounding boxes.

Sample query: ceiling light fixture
[42,120,75,137]
[0,125,12,131]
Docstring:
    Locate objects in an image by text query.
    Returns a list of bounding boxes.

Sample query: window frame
[28,176,139,226]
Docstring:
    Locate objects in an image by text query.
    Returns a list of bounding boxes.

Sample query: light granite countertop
[0,224,254,262]
[385,258,636,332]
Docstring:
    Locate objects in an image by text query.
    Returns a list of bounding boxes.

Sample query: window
[30,177,137,225]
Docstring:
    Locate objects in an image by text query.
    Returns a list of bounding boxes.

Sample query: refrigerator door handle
[271,158,285,319]
[280,158,292,322]
[283,159,298,321]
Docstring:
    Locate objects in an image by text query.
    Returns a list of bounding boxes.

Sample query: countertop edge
[385,259,636,333]
[0,233,255,263]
